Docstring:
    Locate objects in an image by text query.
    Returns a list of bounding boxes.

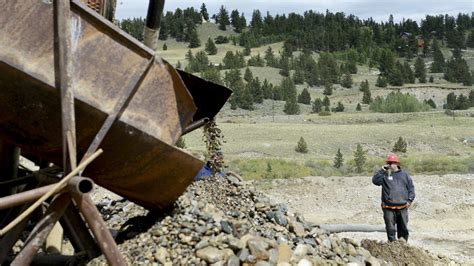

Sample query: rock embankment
[90,175,441,265]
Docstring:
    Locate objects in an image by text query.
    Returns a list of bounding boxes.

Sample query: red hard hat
[385,153,400,164]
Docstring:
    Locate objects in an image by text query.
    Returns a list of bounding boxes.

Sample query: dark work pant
[382,208,409,242]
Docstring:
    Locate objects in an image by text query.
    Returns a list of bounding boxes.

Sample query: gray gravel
[89,175,385,265]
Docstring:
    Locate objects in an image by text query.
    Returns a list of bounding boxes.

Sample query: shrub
[334,148,344,168]
[369,91,430,113]
[175,137,186,148]
[295,137,308,153]
[318,111,331,116]
[214,35,229,44]
[392,137,407,153]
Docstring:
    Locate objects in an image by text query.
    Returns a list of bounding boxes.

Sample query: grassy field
[158,23,474,179]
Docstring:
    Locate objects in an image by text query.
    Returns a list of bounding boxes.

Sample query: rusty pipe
[143,0,165,50]
[67,176,94,195]
[0,184,59,210]
[12,193,71,266]
[182,117,209,135]
[72,194,125,265]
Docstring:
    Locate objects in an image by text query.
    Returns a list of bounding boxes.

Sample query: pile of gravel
[89,175,385,265]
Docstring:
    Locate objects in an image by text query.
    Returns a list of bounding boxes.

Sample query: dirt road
[257,174,474,264]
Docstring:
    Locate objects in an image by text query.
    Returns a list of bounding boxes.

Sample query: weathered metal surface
[0,0,230,210]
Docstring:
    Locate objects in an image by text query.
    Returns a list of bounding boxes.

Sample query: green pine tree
[430,39,445,73]
[205,37,217,55]
[362,87,372,104]
[356,103,362,111]
[392,136,407,153]
[353,144,367,173]
[284,95,300,115]
[341,72,353,88]
[162,43,168,50]
[415,57,426,83]
[376,75,388,87]
[323,83,333,96]
[334,148,344,168]
[244,67,253,82]
[295,137,308,153]
[297,88,311,105]
[175,137,186,148]
[312,98,323,113]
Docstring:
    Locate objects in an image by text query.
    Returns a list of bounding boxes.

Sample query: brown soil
[361,239,443,266]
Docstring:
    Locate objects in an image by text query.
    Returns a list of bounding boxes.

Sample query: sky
[115,0,473,23]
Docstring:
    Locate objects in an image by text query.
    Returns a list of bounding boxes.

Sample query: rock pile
[90,175,385,265]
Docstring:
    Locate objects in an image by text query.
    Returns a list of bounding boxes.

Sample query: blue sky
[115,0,473,23]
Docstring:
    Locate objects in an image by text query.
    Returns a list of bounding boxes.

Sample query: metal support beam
[54,0,77,172]
[12,194,71,265]
[72,194,126,265]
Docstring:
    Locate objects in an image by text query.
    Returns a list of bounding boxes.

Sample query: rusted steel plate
[0,0,224,210]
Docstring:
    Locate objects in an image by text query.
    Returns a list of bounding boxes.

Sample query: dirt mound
[361,239,447,265]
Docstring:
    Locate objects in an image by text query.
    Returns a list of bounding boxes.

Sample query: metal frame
[0,1,125,264]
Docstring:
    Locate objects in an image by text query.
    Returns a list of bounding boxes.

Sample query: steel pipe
[67,176,94,195]
[12,193,71,265]
[72,194,125,265]
[0,184,58,210]
[182,117,210,135]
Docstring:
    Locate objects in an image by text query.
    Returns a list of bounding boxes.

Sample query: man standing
[372,153,415,242]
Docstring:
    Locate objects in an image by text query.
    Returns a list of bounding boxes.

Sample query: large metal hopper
[0,0,231,210]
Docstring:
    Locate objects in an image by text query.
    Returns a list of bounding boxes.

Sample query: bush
[318,111,331,116]
[175,137,186,148]
[392,136,407,153]
[214,35,229,44]
[334,148,344,168]
[295,137,308,153]
[369,91,430,113]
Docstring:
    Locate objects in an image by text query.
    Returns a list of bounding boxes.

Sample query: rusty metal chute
[0,0,231,209]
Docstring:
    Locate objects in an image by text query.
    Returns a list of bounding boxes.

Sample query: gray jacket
[372,168,415,206]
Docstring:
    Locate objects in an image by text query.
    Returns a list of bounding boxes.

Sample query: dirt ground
[257,174,474,264]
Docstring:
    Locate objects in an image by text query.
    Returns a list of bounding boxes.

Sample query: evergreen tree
[359,80,369,92]
[323,83,333,96]
[444,49,472,85]
[216,5,230,30]
[200,3,209,21]
[244,67,253,82]
[240,88,254,110]
[356,103,362,111]
[469,90,474,107]
[248,53,265,67]
[362,87,372,104]
[188,29,201,48]
[243,43,251,56]
[467,29,474,49]
[392,137,407,153]
[430,39,445,73]
[429,76,434,83]
[205,37,217,55]
[312,98,323,113]
[284,95,300,115]
[424,99,436,108]
[279,56,290,77]
[403,62,415,83]
[280,77,297,101]
[446,92,457,110]
[293,68,305,85]
[162,43,168,50]
[230,10,241,32]
[334,148,344,168]
[261,79,273,99]
[264,46,277,67]
[322,96,330,108]
[176,60,182,69]
[388,64,404,86]
[297,88,311,105]
[201,66,222,85]
[318,52,339,85]
[334,102,345,112]
[353,144,367,173]
[341,72,353,88]
[376,75,388,87]
[414,57,426,83]
[295,137,308,153]
[247,77,263,103]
